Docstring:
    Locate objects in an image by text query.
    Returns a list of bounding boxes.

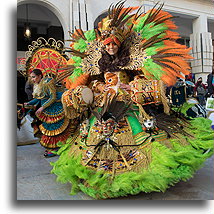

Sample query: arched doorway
[17,3,64,51]
[17,2,65,103]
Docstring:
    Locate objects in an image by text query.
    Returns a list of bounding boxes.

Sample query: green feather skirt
[51,117,213,199]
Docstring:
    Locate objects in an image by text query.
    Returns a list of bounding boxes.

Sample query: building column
[66,0,91,48]
[69,0,91,32]
[190,14,213,82]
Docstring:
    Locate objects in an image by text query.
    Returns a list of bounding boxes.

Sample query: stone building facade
[17,0,214,82]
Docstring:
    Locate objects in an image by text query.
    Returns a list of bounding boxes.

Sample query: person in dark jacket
[207,69,214,97]
[24,77,34,101]
[194,77,206,105]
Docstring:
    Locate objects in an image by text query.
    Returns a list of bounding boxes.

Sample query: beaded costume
[22,38,76,152]
[27,77,72,149]
[50,1,213,199]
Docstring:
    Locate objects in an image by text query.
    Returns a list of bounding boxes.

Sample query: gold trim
[39,118,70,136]
[82,40,103,75]
[119,32,147,71]
[37,112,65,123]
[20,37,65,76]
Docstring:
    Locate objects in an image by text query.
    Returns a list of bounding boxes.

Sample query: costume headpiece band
[103,36,121,47]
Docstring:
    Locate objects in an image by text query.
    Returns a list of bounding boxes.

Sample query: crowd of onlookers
[164,70,214,129]
[178,70,214,107]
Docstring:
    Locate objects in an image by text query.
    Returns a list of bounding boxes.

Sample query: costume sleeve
[91,80,105,93]
[27,98,40,106]
[87,72,105,93]
[41,78,57,109]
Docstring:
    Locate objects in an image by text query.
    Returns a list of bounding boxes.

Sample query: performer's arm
[26,98,40,106]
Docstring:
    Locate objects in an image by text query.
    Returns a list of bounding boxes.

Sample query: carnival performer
[51,1,213,199]
[24,69,73,157]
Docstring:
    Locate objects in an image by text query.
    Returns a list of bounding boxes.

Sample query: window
[176,38,190,47]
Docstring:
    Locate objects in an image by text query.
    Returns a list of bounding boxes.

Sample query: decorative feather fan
[63,0,192,88]
[131,2,193,86]
[21,37,74,84]
[91,95,132,123]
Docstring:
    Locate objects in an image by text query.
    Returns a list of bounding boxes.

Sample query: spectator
[207,68,214,97]
[185,75,194,97]
[194,77,206,106]
[24,77,34,101]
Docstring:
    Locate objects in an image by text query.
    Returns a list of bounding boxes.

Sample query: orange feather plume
[68,73,90,89]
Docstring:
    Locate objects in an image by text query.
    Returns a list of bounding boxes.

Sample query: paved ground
[17,142,213,200]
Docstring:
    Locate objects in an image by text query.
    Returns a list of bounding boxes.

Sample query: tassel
[137,103,151,121]
[159,80,170,115]
[61,90,80,119]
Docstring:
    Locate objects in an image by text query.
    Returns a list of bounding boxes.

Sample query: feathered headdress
[63,0,193,88]
[97,0,142,46]
[20,37,74,84]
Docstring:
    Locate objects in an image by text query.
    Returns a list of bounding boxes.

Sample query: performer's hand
[107,88,116,95]
[97,84,105,92]
[24,102,29,106]
[120,83,131,91]
[36,106,44,115]
[103,88,117,103]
